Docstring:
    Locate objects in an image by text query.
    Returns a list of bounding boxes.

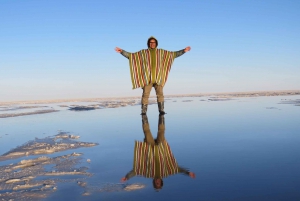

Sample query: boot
[141,104,148,115]
[158,102,166,115]
[142,114,148,124]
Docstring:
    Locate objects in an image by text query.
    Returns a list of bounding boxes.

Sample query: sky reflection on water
[1,95,300,200]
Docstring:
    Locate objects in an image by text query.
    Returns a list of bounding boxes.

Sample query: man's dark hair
[147,37,158,48]
[152,178,163,190]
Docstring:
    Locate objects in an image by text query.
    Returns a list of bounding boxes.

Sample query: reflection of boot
[156,114,165,144]
[142,114,148,124]
[141,104,148,115]
[158,114,165,125]
[158,102,166,115]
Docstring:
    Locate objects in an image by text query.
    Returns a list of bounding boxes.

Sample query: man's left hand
[184,46,191,52]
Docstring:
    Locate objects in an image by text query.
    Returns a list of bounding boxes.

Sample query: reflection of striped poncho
[129,49,176,89]
[133,140,179,178]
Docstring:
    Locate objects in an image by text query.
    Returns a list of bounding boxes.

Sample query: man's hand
[184,46,191,52]
[189,172,196,178]
[121,177,127,182]
[115,47,122,53]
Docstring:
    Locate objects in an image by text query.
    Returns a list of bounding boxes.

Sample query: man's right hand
[115,47,122,53]
[184,46,191,52]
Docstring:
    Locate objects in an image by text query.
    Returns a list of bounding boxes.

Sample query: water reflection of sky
[1,95,300,200]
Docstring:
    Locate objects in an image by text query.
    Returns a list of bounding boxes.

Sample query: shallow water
[1,95,300,201]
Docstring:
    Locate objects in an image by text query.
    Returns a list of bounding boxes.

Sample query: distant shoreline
[1,90,299,106]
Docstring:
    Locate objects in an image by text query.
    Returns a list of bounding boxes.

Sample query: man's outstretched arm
[115,47,130,59]
[175,46,191,58]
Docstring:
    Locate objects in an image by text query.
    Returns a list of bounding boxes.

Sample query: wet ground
[1,95,300,201]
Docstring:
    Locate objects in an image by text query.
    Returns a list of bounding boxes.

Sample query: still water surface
[1,96,300,200]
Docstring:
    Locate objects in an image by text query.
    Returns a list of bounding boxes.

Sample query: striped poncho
[129,49,176,89]
[133,140,179,178]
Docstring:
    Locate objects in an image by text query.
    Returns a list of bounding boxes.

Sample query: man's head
[152,178,163,190]
[147,36,158,49]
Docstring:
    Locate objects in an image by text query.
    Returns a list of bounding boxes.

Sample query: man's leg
[154,84,165,114]
[141,83,153,114]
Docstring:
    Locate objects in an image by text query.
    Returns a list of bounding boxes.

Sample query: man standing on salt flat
[115,36,191,115]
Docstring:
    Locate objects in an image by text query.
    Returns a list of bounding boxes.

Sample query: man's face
[149,39,157,49]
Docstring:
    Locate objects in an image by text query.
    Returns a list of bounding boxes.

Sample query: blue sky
[1,0,299,101]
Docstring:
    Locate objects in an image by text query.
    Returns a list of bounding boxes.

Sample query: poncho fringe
[129,49,176,89]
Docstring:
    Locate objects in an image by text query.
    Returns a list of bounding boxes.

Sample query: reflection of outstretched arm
[178,166,190,175]
[121,170,136,182]
[178,166,196,178]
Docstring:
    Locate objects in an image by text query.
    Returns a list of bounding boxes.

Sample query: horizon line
[1,89,300,105]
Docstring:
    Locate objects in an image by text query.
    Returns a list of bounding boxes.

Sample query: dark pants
[141,83,164,105]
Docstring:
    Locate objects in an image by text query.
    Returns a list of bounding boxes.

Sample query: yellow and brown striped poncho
[129,49,176,89]
[133,140,179,178]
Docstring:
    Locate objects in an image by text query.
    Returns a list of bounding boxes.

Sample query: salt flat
[1,93,300,201]
[1,90,299,119]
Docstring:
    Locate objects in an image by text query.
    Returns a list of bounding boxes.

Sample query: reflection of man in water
[121,115,195,190]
